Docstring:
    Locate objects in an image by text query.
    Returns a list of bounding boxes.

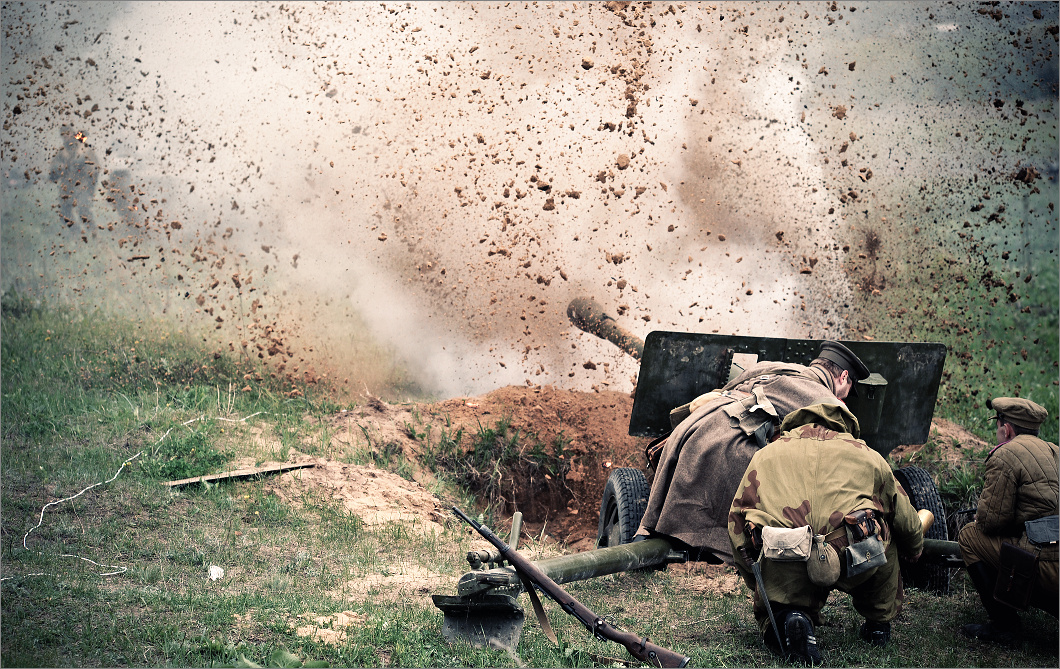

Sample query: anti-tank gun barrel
[566,296,644,360]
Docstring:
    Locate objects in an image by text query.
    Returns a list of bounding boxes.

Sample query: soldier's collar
[806,365,835,395]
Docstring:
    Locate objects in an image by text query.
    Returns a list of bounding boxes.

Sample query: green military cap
[987,397,1048,431]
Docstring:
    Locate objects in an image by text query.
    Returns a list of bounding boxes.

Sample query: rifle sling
[518,573,558,644]
[518,574,635,666]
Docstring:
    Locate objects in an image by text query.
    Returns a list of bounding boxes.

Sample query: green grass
[842,178,1059,447]
[423,413,573,522]
[3,299,1058,668]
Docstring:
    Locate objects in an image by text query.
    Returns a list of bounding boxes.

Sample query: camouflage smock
[727,419,924,579]
[638,362,840,562]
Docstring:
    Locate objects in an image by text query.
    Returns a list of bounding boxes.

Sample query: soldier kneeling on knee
[728,402,924,665]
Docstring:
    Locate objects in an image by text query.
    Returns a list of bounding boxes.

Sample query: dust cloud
[3,2,1056,400]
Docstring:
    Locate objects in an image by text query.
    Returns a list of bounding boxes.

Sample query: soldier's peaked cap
[987,397,1048,431]
[817,340,870,381]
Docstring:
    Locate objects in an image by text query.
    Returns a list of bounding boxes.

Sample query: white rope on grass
[21,450,145,552]
[149,411,265,458]
[216,411,266,423]
[2,410,268,583]
[152,414,202,456]
[0,450,143,582]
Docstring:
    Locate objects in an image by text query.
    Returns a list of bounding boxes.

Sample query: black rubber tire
[596,468,649,548]
[893,465,951,595]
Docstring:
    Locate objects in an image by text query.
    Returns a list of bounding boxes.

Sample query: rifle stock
[453,506,689,668]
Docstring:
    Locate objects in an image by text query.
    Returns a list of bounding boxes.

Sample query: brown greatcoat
[638,361,841,562]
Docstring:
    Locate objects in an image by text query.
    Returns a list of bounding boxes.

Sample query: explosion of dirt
[3,2,1055,547]
[6,3,1052,400]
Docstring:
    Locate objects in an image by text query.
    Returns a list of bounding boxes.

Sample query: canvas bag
[761,525,812,562]
[994,542,1037,610]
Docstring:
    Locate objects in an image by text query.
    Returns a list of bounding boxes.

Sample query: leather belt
[823,516,890,553]
[824,525,849,551]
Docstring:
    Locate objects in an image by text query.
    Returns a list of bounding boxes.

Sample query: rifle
[452,506,690,668]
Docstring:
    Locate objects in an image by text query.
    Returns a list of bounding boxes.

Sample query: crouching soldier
[958,397,1059,645]
[728,402,924,665]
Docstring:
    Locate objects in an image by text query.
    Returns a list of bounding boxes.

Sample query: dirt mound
[257,387,983,553]
[266,453,451,536]
[240,384,647,550]
[430,385,647,549]
[889,417,991,465]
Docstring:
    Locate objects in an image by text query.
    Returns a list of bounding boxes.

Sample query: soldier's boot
[783,611,824,666]
[858,620,890,647]
[960,561,1021,645]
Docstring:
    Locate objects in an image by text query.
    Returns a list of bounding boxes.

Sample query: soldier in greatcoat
[958,396,1058,645]
[727,402,924,664]
[635,340,870,563]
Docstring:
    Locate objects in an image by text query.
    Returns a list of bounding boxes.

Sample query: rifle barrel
[453,506,689,668]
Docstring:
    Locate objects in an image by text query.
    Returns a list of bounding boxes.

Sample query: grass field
[840,175,1059,448]
[2,299,1058,668]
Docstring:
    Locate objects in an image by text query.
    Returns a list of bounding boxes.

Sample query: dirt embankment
[258,385,987,553]
[263,385,645,552]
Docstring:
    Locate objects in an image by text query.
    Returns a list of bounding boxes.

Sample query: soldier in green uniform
[958,397,1059,645]
[728,402,924,664]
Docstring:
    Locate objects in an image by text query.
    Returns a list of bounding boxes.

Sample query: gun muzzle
[467,549,500,569]
[566,296,644,360]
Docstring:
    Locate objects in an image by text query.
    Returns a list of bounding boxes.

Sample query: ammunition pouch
[1025,515,1059,547]
[844,508,880,542]
[844,509,887,577]
[761,525,812,562]
[994,542,1038,611]
[721,387,780,449]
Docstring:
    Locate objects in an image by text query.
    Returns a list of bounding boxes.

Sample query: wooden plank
[163,462,315,488]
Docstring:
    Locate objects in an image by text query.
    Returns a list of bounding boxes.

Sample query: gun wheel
[596,468,649,548]
[893,465,951,595]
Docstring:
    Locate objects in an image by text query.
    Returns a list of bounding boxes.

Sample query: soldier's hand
[901,550,922,564]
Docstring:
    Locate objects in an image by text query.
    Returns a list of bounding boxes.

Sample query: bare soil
[889,417,990,464]
[425,385,646,551]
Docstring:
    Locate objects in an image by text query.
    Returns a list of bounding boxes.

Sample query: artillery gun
[433,296,962,657]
